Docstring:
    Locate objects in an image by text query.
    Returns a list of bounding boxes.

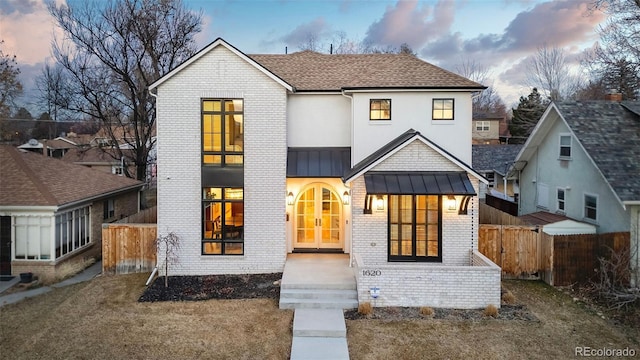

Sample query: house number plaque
[362,269,381,276]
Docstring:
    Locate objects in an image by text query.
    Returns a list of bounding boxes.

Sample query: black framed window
[202,99,243,165]
[388,195,441,262]
[432,99,454,120]
[370,99,391,120]
[203,187,244,255]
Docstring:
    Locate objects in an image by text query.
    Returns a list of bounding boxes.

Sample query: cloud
[279,17,329,49]
[0,0,64,66]
[363,0,455,49]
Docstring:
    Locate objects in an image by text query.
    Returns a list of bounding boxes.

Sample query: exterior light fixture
[342,191,350,205]
[375,195,385,211]
[287,191,294,205]
[447,195,457,211]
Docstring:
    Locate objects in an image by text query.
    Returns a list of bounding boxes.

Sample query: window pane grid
[388,195,441,261]
[203,187,244,255]
[202,99,243,165]
[432,99,454,120]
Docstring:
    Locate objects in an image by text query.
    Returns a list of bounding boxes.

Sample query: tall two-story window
[202,99,244,165]
[432,99,454,120]
[559,134,572,159]
[388,195,442,262]
[202,99,244,255]
[370,99,391,120]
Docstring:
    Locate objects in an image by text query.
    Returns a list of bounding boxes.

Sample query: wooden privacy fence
[102,223,157,275]
[479,202,527,225]
[478,224,630,286]
[115,206,157,224]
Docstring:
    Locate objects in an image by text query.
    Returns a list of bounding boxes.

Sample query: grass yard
[0,276,638,359]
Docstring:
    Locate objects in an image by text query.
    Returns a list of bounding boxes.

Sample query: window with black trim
[370,99,391,121]
[432,99,454,120]
[202,99,243,165]
[559,134,571,159]
[203,187,244,255]
[388,195,441,262]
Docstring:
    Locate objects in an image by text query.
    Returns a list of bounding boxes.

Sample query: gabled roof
[515,100,640,204]
[251,51,485,91]
[149,38,293,92]
[472,144,523,175]
[0,146,142,208]
[343,129,487,184]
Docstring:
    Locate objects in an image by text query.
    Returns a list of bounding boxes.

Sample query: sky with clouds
[0,0,608,113]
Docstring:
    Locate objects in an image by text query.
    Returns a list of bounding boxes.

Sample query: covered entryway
[294,184,342,250]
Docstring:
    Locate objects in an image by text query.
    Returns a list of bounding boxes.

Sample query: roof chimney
[604,89,622,102]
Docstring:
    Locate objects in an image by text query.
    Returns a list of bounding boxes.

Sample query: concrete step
[293,309,346,337]
[280,288,357,300]
[281,281,356,291]
[290,336,350,360]
[280,297,358,310]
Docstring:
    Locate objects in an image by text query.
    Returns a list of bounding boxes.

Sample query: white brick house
[149,38,500,308]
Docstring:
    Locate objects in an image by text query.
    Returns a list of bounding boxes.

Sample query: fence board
[102,224,157,275]
[479,202,527,225]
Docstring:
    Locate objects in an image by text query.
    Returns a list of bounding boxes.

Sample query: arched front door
[294,184,342,250]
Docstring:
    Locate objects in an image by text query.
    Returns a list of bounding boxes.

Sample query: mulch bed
[344,304,538,321]
[138,273,282,302]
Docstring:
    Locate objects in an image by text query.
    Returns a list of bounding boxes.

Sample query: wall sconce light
[342,191,350,205]
[375,195,385,211]
[447,195,457,211]
[287,191,294,205]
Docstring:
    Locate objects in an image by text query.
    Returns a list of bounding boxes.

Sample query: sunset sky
[0,0,608,113]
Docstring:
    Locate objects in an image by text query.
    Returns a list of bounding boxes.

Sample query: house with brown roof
[149,38,500,309]
[0,145,143,282]
[512,100,640,287]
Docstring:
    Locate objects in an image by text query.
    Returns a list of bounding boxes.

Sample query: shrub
[502,290,516,304]
[419,306,434,317]
[358,302,373,315]
[483,304,499,318]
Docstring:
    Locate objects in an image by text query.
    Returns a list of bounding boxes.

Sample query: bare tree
[45,0,202,180]
[154,231,181,288]
[525,44,584,101]
[0,41,22,117]
[455,59,507,117]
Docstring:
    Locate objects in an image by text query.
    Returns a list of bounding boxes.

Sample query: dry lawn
[347,280,640,360]
[1,276,638,360]
[0,273,293,360]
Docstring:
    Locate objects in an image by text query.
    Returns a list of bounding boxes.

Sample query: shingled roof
[554,101,640,202]
[472,144,523,175]
[250,51,485,91]
[0,145,142,207]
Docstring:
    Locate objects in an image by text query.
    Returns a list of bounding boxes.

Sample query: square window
[370,99,391,120]
[433,99,454,120]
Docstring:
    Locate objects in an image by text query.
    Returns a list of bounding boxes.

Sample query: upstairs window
[202,99,244,165]
[432,99,454,120]
[370,99,391,121]
[559,134,572,159]
[584,194,597,221]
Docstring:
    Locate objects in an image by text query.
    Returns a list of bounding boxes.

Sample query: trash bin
[19,272,33,283]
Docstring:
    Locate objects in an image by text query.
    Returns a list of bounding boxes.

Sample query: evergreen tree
[509,88,547,143]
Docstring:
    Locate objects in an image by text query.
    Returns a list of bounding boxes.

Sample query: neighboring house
[62,147,135,176]
[512,100,640,287]
[0,145,143,282]
[149,38,500,308]
[18,137,77,158]
[472,113,502,144]
[472,144,522,200]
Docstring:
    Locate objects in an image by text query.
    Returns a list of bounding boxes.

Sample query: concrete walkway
[0,261,102,308]
[290,308,350,360]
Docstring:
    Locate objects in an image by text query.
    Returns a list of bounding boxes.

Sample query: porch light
[375,195,385,211]
[342,191,350,205]
[287,191,294,205]
[447,195,457,211]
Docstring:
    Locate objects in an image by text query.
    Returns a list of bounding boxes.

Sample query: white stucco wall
[350,92,473,165]
[287,94,351,147]
[155,45,287,275]
[518,110,630,233]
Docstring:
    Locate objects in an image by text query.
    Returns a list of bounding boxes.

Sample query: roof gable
[343,129,486,184]
[149,38,293,92]
[0,146,142,207]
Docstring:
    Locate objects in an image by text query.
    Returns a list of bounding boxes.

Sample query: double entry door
[294,184,342,250]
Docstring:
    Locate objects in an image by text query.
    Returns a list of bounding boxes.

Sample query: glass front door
[294,184,342,249]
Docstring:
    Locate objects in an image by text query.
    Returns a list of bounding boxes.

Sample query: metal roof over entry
[364,172,476,195]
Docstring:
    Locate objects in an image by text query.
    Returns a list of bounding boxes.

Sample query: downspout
[147,88,161,279]
[341,89,354,267]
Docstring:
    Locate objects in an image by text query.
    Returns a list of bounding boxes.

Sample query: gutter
[58,183,144,212]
